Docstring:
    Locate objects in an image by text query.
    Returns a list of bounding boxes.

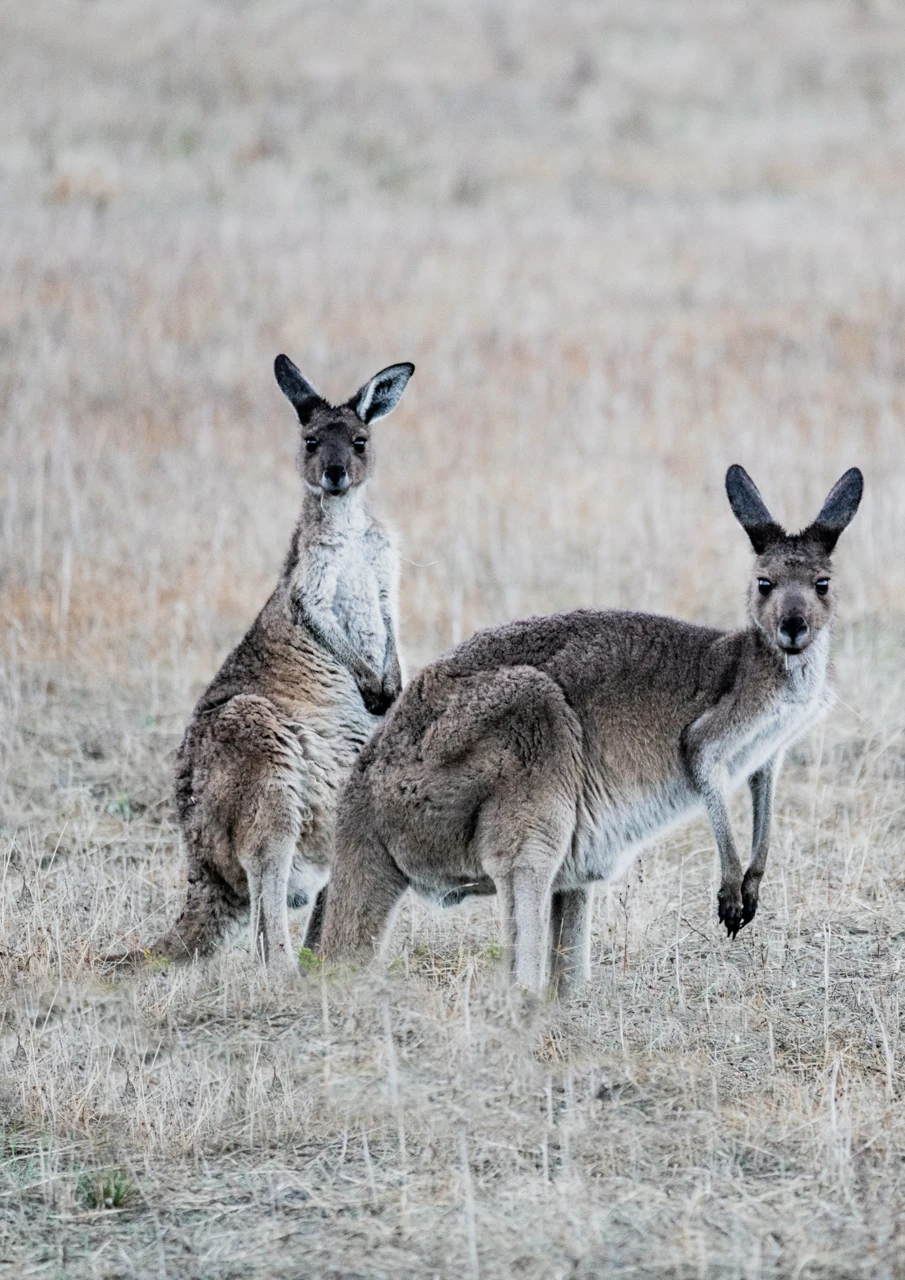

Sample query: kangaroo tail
[148,867,245,964]
[320,793,408,965]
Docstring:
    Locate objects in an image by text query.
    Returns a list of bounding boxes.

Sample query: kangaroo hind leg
[482,810,574,996]
[476,678,581,995]
[550,885,593,997]
[240,781,307,976]
[320,794,409,965]
[241,824,302,972]
[243,839,297,973]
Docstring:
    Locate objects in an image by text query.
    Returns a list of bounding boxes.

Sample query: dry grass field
[2,1,905,1275]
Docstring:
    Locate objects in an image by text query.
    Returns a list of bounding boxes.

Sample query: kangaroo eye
[815,578,830,597]
[353,438,367,455]
[305,438,318,454]
[757,579,773,596]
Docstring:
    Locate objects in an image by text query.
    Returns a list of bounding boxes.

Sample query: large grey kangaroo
[320,466,863,995]
[148,355,414,973]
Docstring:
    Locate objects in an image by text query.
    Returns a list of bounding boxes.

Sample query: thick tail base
[149,870,244,963]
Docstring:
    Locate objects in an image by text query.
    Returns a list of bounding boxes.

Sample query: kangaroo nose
[779,615,809,649]
[323,464,347,490]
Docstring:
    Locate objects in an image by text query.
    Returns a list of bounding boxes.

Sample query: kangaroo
[319,466,863,995]
[147,354,414,973]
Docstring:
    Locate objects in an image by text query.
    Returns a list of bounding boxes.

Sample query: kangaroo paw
[741,869,762,926]
[717,885,745,940]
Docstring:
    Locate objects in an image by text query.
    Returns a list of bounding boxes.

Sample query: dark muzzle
[778,614,809,651]
[321,464,349,494]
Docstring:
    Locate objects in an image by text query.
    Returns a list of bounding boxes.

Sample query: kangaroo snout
[778,614,809,651]
[321,464,350,494]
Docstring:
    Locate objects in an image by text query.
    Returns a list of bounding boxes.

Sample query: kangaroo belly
[558,774,700,890]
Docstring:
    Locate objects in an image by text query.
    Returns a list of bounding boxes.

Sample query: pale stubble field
[2,3,905,1276]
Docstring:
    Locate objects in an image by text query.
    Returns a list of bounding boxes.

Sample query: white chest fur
[725,634,832,783]
[296,490,392,673]
[330,536,387,671]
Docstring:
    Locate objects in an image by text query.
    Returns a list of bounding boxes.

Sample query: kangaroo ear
[725,465,785,554]
[274,354,323,425]
[350,362,415,424]
[803,467,863,554]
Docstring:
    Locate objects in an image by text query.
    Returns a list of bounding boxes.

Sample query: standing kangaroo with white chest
[145,355,414,973]
[320,466,863,995]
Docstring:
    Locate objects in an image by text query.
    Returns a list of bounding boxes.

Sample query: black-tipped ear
[725,465,785,554]
[274,354,323,425]
[803,467,863,554]
[350,362,415,424]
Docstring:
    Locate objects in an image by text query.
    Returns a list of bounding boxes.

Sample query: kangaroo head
[274,355,414,497]
[726,465,863,656]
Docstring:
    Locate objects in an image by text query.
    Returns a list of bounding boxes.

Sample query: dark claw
[717,887,745,940]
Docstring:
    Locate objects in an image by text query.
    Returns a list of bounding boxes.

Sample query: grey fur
[146,356,414,973]
[320,467,863,995]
